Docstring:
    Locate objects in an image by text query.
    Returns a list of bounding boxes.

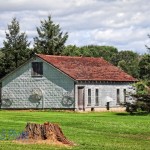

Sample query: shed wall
[75,82,135,110]
[1,57,75,109]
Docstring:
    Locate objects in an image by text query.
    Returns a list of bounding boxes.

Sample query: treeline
[0,16,150,82]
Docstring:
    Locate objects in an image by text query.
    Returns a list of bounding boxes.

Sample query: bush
[125,95,150,113]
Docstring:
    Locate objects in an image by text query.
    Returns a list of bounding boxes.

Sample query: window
[123,89,126,103]
[31,62,43,76]
[88,89,91,106]
[95,89,99,106]
[117,89,120,104]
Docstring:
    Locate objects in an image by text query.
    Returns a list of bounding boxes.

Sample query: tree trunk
[17,122,73,145]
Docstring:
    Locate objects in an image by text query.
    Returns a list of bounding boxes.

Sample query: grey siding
[75,82,135,110]
[1,57,75,109]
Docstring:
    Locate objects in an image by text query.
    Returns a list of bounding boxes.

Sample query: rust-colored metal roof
[37,54,137,82]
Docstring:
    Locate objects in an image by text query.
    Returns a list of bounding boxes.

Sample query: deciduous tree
[139,54,150,80]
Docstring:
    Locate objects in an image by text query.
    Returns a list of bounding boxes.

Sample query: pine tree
[1,18,31,77]
[34,16,68,55]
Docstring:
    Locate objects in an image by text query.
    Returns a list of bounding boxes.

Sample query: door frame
[77,86,85,111]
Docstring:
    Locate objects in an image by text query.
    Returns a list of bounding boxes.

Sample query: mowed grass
[0,110,150,150]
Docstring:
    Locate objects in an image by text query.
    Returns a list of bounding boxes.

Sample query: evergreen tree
[1,18,30,77]
[34,16,68,55]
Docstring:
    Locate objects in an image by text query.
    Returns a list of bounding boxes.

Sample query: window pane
[32,62,43,76]
[88,89,91,96]
[124,89,126,103]
[88,89,91,106]
[95,89,99,106]
[39,62,43,75]
[117,89,120,104]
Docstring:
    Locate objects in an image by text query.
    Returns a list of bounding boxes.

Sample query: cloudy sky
[0,0,150,54]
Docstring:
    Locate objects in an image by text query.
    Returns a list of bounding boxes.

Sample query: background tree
[111,50,140,78]
[139,54,150,80]
[145,34,150,54]
[0,49,4,78]
[62,45,81,56]
[34,16,68,55]
[80,45,118,61]
[62,45,118,61]
[126,81,150,114]
[1,18,31,78]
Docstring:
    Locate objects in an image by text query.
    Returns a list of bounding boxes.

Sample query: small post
[106,102,110,110]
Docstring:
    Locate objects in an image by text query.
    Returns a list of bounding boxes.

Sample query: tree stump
[17,122,74,146]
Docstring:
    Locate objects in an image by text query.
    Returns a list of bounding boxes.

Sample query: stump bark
[17,122,73,146]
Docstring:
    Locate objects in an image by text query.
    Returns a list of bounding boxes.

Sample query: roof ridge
[36,54,105,59]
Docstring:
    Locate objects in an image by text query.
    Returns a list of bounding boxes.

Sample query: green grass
[0,110,150,150]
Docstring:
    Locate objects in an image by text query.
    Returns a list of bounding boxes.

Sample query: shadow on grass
[115,113,129,116]
[116,112,150,116]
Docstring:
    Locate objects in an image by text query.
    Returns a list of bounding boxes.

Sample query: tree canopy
[62,45,118,61]
[110,51,140,78]
[139,54,150,80]
[34,16,68,55]
[0,18,31,78]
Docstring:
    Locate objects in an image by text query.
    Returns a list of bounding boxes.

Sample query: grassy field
[0,110,150,150]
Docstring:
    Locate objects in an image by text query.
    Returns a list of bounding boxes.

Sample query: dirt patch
[13,139,72,147]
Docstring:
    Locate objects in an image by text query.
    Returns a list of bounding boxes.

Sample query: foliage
[62,45,81,56]
[126,95,150,113]
[145,34,150,54]
[63,45,118,61]
[126,81,150,113]
[0,50,4,78]
[139,54,150,80]
[118,60,128,73]
[34,15,68,55]
[134,81,149,95]
[0,111,150,150]
[80,45,118,61]
[111,50,140,78]
[0,18,31,78]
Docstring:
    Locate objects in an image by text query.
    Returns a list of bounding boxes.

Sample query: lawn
[0,110,150,150]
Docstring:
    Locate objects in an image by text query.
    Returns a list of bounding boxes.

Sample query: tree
[34,16,68,55]
[62,45,118,61]
[0,49,4,78]
[80,45,118,61]
[111,51,140,78]
[62,45,81,56]
[118,60,128,73]
[146,34,150,54]
[139,54,150,80]
[126,81,150,114]
[1,18,30,77]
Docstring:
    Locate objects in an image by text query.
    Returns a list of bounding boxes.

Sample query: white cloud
[0,0,150,53]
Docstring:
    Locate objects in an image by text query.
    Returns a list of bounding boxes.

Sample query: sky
[0,0,150,54]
